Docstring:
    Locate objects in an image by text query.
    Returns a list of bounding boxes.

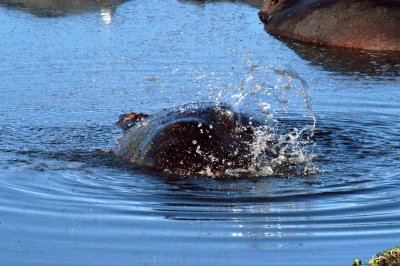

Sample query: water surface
[1,0,400,265]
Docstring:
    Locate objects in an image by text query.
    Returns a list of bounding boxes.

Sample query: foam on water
[194,64,318,178]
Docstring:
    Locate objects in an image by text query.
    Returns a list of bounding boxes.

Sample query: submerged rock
[258,0,400,51]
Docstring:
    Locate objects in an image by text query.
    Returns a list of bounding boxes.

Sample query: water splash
[205,64,318,178]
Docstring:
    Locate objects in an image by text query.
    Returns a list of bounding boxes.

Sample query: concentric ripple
[1,0,400,265]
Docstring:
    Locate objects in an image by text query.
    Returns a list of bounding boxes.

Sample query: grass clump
[369,246,400,266]
[353,247,400,266]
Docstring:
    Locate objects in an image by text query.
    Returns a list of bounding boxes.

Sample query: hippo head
[116,112,149,131]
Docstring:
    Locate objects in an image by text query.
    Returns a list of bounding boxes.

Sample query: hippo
[258,0,400,51]
[114,103,274,176]
[0,0,127,17]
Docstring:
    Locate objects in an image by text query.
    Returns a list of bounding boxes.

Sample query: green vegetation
[353,247,400,266]
[369,247,400,266]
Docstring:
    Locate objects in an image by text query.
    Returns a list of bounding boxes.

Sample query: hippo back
[260,0,400,51]
[114,103,260,175]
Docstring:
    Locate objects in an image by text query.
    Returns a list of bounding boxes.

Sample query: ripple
[1,0,400,264]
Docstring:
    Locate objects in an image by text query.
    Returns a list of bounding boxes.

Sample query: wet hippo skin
[114,104,265,176]
[258,0,400,51]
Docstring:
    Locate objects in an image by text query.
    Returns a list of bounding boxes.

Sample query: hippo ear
[266,0,280,9]
[116,112,149,131]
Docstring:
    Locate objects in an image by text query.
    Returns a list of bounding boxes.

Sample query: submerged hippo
[114,104,271,176]
[0,0,127,17]
[258,0,400,51]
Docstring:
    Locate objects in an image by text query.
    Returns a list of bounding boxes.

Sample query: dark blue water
[1,0,400,265]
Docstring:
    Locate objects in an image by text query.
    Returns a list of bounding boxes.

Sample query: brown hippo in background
[258,0,400,51]
[0,0,127,17]
[114,104,271,176]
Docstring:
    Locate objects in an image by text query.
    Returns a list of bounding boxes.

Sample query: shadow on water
[281,39,400,77]
[1,147,128,171]
[0,0,129,17]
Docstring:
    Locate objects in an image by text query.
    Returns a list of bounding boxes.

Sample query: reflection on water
[183,0,264,8]
[0,0,128,18]
[283,39,400,77]
[100,8,112,24]
[178,0,265,8]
